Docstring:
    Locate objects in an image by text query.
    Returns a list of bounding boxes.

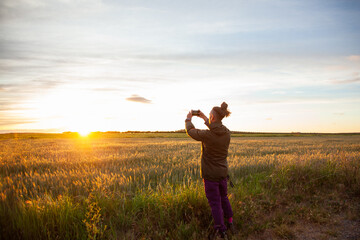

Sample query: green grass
[0,136,359,239]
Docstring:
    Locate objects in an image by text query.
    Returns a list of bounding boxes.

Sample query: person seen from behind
[185,102,235,240]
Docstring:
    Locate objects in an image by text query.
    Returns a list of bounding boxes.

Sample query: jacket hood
[208,121,229,135]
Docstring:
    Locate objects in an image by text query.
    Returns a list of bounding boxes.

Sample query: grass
[0,135,359,239]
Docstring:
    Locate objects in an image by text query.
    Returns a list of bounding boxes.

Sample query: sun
[78,129,91,137]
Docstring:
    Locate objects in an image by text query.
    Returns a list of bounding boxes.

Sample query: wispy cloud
[331,77,360,85]
[0,115,36,127]
[0,79,64,93]
[0,0,107,22]
[92,87,124,92]
[0,84,15,91]
[31,79,65,89]
[347,55,360,62]
[244,97,360,106]
[125,94,152,104]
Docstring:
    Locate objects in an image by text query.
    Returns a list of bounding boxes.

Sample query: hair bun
[221,102,228,110]
[212,102,231,119]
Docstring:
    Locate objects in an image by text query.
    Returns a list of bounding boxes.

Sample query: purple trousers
[204,178,233,232]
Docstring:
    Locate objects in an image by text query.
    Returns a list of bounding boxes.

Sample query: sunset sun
[78,129,91,137]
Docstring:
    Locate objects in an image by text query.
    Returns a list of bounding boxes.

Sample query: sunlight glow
[29,87,109,133]
[26,85,164,132]
[78,130,91,137]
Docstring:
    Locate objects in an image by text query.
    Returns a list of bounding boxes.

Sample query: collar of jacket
[205,120,223,130]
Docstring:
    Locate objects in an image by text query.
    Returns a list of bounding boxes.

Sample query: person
[185,102,234,240]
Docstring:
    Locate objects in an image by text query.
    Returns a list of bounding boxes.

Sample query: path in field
[247,213,360,240]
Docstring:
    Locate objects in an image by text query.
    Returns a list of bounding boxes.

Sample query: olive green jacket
[185,119,230,181]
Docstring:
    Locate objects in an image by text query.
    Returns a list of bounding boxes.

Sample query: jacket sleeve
[204,119,211,129]
[185,120,210,141]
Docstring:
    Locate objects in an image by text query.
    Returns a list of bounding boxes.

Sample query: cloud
[0,120,36,127]
[125,94,152,104]
[0,128,60,133]
[331,77,360,85]
[0,79,64,94]
[0,115,36,127]
[0,0,107,22]
[271,91,286,95]
[244,97,360,106]
[92,87,124,92]
[347,55,360,62]
[0,84,15,91]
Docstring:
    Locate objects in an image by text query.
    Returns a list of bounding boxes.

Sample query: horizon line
[1,130,360,135]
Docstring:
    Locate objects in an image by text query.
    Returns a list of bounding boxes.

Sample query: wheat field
[0,135,359,239]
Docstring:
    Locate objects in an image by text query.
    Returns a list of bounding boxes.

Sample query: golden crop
[0,135,359,239]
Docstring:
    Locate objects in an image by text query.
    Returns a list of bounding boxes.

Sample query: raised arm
[198,110,208,123]
[185,111,209,141]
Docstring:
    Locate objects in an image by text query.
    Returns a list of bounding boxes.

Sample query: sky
[0,0,360,134]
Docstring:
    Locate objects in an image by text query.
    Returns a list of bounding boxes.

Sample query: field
[0,134,359,239]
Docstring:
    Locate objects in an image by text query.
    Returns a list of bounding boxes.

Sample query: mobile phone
[192,110,200,116]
